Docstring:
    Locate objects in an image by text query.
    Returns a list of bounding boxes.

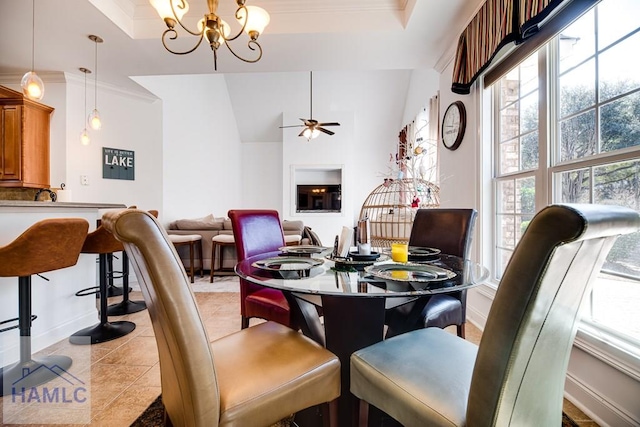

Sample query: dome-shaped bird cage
[359,178,440,249]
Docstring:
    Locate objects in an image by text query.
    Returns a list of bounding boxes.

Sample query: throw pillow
[174,214,224,230]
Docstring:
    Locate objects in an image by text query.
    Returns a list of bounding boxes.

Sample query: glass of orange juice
[390,243,408,263]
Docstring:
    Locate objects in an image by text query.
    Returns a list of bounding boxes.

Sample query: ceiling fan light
[303,127,320,140]
[21,71,44,101]
[237,5,270,38]
[150,0,189,23]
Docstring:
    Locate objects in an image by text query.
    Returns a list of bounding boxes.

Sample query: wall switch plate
[80,175,89,186]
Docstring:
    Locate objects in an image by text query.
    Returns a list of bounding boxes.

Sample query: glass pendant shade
[150,0,189,22]
[237,6,270,36]
[21,71,44,101]
[80,128,90,146]
[88,109,102,130]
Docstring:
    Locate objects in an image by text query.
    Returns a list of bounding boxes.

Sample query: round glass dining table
[235,251,489,425]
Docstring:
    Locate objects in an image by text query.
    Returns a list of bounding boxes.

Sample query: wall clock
[442,100,466,151]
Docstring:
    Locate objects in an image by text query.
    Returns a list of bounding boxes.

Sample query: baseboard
[565,372,640,427]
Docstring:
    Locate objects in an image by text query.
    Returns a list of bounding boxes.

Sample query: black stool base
[106,285,124,297]
[1,355,72,397]
[69,321,135,345]
[107,300,147,316]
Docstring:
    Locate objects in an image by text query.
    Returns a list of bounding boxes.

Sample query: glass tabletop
[235,251,489,298]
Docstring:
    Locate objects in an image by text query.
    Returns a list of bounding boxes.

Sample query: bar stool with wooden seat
[168,234,203,283]
[70,225,139,344]
[0,218,89,396]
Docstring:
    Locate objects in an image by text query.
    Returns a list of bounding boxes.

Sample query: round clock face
[442,101,466,150]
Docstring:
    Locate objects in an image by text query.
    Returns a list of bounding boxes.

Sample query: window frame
[482,0,640,372]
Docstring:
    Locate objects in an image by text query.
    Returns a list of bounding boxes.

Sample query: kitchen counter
[0,201,126,209]
[0,202,127,365]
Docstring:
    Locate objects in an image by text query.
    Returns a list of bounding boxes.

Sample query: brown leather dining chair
[351,204,640,426]
[385,208,477,338]
[228,209,293,329]
[101,208,341,427]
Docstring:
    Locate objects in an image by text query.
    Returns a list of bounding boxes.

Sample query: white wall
[133,74,243,225]
[62,75,163,211]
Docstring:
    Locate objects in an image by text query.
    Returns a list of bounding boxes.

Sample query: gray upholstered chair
[101,209,340,427]
[385,208,477,338]
[351,204,640,427]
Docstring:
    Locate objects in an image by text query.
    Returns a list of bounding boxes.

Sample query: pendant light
[21,0,44,101]
[88,35,103,130]
[79,68,91,146]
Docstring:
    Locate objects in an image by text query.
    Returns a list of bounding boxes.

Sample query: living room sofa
[166,214,310,272]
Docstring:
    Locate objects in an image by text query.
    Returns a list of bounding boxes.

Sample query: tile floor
[0,279,597,426]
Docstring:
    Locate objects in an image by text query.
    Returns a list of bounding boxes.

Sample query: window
[489,0,640,343]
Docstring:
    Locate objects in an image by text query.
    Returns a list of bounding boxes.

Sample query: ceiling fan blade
[317,127,335,136]
[280,124,305,129]
[298,129,307,137]
[317,122,340,127]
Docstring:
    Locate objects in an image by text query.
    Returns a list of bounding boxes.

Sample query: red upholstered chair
[228,210,293,329]
[385,208,477,338]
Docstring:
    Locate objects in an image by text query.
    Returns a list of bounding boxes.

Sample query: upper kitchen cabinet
[0,85,53,188]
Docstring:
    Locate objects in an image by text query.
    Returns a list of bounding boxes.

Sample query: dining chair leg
[322,398,339,427]
[457,323,466,338]
[357,399,369,427]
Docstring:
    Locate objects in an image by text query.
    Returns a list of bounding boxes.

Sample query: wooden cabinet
[0,85,53,188]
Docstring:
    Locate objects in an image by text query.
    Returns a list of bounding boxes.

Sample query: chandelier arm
[223,39,263,63]
[224,5,250,42]
[168,0,203,36]
[161,28,206,55]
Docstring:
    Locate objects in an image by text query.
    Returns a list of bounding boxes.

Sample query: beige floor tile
[131,364,161,388]
[97,336,159,366]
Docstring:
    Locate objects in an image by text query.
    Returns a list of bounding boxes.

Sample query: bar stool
[210,234,235,282]
[70,226,138,344]
[168,234,203,283]
[0,218,89,396]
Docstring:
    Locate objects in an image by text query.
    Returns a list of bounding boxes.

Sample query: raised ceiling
[0,0,483,95]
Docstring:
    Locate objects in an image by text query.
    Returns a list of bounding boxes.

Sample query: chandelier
[149,0,270,70]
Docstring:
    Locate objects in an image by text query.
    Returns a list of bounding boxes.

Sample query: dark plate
[408,246,441,261]
[364,262,456,282]
[348,251,381,262]
[278,245,332,256]
[253,257,324,272]
[327,254,389,271]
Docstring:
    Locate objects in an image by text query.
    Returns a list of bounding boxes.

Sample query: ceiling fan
[280,71,340,140]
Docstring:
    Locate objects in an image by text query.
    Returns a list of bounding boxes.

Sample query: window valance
[451,0,567,94]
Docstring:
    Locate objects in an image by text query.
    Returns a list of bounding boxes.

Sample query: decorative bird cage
[359,178,440,249]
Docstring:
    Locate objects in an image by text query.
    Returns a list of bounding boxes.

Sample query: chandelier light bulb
[150,0,189,23]
[80,128,90,146]
[21,71,45,101]
[238,6,270,38]
[88,109,102,130]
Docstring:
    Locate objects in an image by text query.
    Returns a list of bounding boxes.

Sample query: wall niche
[292,166,342,215]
